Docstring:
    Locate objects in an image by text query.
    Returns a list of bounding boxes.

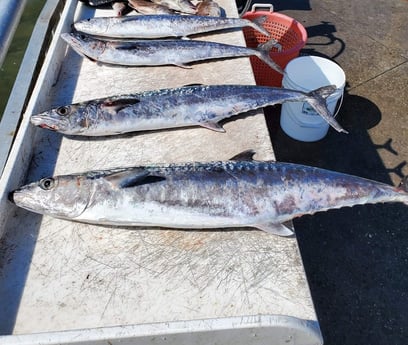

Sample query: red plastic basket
[242,4,308,87]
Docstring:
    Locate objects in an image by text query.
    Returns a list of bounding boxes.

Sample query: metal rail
[0,0,64,177]
[0,0,28,67]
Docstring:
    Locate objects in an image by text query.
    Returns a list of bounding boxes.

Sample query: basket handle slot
[250,3,274,13]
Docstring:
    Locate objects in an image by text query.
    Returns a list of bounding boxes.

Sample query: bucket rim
[284,55,346,91]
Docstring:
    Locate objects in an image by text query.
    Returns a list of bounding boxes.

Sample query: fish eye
[56,106,70,116]
[39,178,55,190]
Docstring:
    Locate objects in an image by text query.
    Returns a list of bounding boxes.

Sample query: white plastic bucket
[280,56,346,141]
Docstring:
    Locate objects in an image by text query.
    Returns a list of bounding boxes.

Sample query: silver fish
[30,84,347,136]
[10,150,408,237]
[128,0,175,14]
[150,0,196,14]
[72,14,271,39]
[61,32,283,73]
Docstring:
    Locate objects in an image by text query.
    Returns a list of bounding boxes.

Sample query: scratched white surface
[0,0,317,336]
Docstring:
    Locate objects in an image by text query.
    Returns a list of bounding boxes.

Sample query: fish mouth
[8,190,16,204]
[30,114,66,132]
[8,189,28,209]
[61,33,88,57]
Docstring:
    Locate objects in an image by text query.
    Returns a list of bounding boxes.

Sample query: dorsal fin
[183,83,204,87]
[229,150,256,161]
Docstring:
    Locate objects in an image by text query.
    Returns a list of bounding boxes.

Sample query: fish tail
[255,39,284,75]
[248,16,271,37]
[397,176,408,205]
[305,85,348,133]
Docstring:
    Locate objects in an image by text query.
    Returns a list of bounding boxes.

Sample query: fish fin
[113,42,138,50]
[249,15,271,37]
[183,83,204,87]
[106,169,165,188]
[254,222,295,237]
[398,176,408,202]
[255,40,284,75]
[258,38,282,53]
[85,55,98,62]
[200,122,225,132]
[252,15,267,26]
[305,86,349,134]
[229,149,256,161]
[174,63,193,69]
[102,98,140,112]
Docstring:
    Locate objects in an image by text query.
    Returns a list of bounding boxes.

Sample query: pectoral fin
[102,98,140,112]
[254,222,295,237]
[105,169,165,188]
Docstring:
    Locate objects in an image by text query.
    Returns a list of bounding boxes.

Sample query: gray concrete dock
[260,0,407,344]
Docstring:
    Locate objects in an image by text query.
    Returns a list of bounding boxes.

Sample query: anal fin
[254,222,295,237]
[199,121,226,133]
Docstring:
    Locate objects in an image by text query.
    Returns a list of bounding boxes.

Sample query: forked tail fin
[305,85,348,134]
[397,176,408,205]
[255,39,284,74]
[248,16,271,37]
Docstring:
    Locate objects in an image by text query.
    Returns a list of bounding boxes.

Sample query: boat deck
[0,0,320,344]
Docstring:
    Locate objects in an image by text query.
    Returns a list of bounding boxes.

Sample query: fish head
[30,102,97,135]
[10,174,93,219]
[61,32,105,60]
[73,17,111,36]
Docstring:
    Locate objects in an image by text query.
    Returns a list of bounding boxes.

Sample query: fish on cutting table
[128,0,176,14]
[150,0,196,14]
[9,150,408,237]
[30,84,346,136]
[72,14,271,39]
[61,32,283,73]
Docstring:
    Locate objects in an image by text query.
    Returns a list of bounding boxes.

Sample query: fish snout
[8,191,16,204]
[30,113,66,132]
[8,188,25,206]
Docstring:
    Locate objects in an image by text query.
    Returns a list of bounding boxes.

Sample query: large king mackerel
[72,14,271,39]
[30,84,347,136]
[10,151,408,236]
[60,32,284,73]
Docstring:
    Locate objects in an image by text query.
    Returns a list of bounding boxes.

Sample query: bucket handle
[250,3,274,13]
[332,90,344,118]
